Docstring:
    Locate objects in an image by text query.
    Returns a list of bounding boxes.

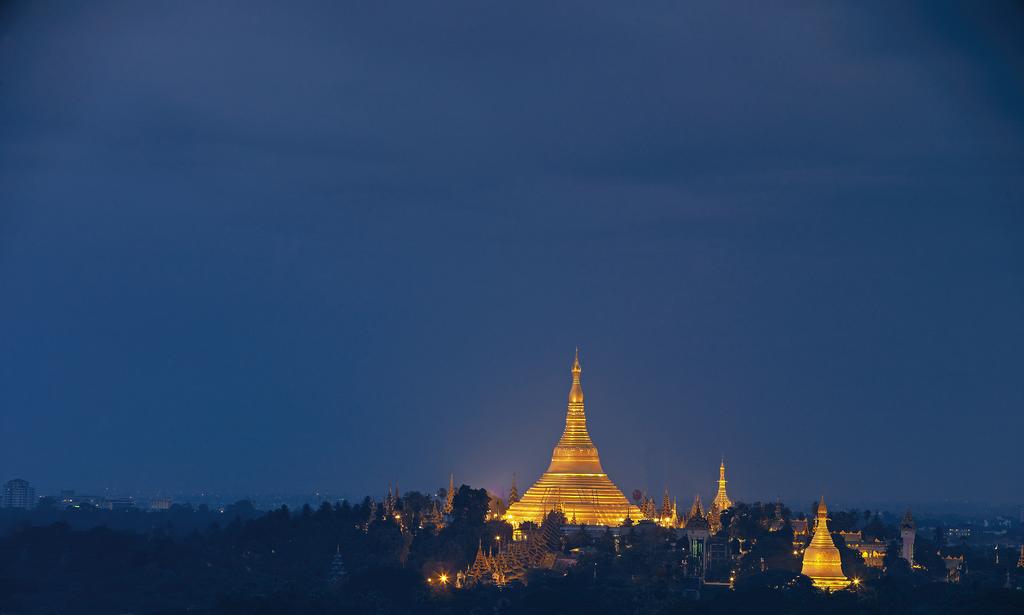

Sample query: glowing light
[439,573,449,585]
[800,498,850,590]
[502,353,643,526]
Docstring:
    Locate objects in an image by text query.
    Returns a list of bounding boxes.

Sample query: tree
[449,486,489,526]
[883,539,911,577]
[863,513,889,541]
[830,509,860,532]
[400,491,434,520]
[837,542,869,582]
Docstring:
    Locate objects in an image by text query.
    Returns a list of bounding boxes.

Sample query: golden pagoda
[504,351,642,527]
[800,496,850,590]
[710,458,732,512]
[707,459,732,533]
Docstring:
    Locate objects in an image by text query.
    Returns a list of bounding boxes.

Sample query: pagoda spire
[712,458,732,512]
[569,347,583,403]
[688,494,705,520]
[444,473,455,514]
[384,483,395,516]
[327,545,347,584]
[556,349,595,450]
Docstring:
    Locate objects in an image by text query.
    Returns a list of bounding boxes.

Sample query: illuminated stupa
[504,351,642,527]
[800,496,850,590]
[711,459,732,513]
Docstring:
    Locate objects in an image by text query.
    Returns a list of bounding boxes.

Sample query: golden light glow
[503,352,642,527]
[712,458,732,511]
[439,573,449,585]
[800,497,850,591]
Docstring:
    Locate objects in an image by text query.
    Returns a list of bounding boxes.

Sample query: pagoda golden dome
[800,496,850,590]
[503,351,642,527]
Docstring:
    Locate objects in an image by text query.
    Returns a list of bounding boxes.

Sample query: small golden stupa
[800,496,850,590]
[711,459,732,512]
[503,351,642,527]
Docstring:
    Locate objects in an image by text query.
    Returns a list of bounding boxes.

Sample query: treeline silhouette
[0,488,1021,614]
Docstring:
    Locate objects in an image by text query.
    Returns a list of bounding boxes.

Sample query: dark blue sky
[1,1,1022,506]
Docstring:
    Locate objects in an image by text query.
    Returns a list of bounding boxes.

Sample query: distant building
[60,492,106,508]
[765,499,785,532]
[791,518,810,554]
[149,497,173,510]
[101,497,136,511]
[681,496,711,578]
[706,536,731,572]
[839,531,887,568]
[3,479,36,509]
[942,555,964,583]
[946,527,971,542]
[900,509,916,566]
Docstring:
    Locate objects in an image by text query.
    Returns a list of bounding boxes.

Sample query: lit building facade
[504,352,642,527]
[791,518,810,554]
[839,531,886,568]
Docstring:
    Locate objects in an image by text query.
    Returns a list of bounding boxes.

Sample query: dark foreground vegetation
[1,488,1021,614]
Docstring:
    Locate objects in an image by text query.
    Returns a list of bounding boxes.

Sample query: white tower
[900,509,915,566]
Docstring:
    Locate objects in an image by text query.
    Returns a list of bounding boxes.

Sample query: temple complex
[503,351,642,527]
[800,497,850,590]
[460,511,562,587]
